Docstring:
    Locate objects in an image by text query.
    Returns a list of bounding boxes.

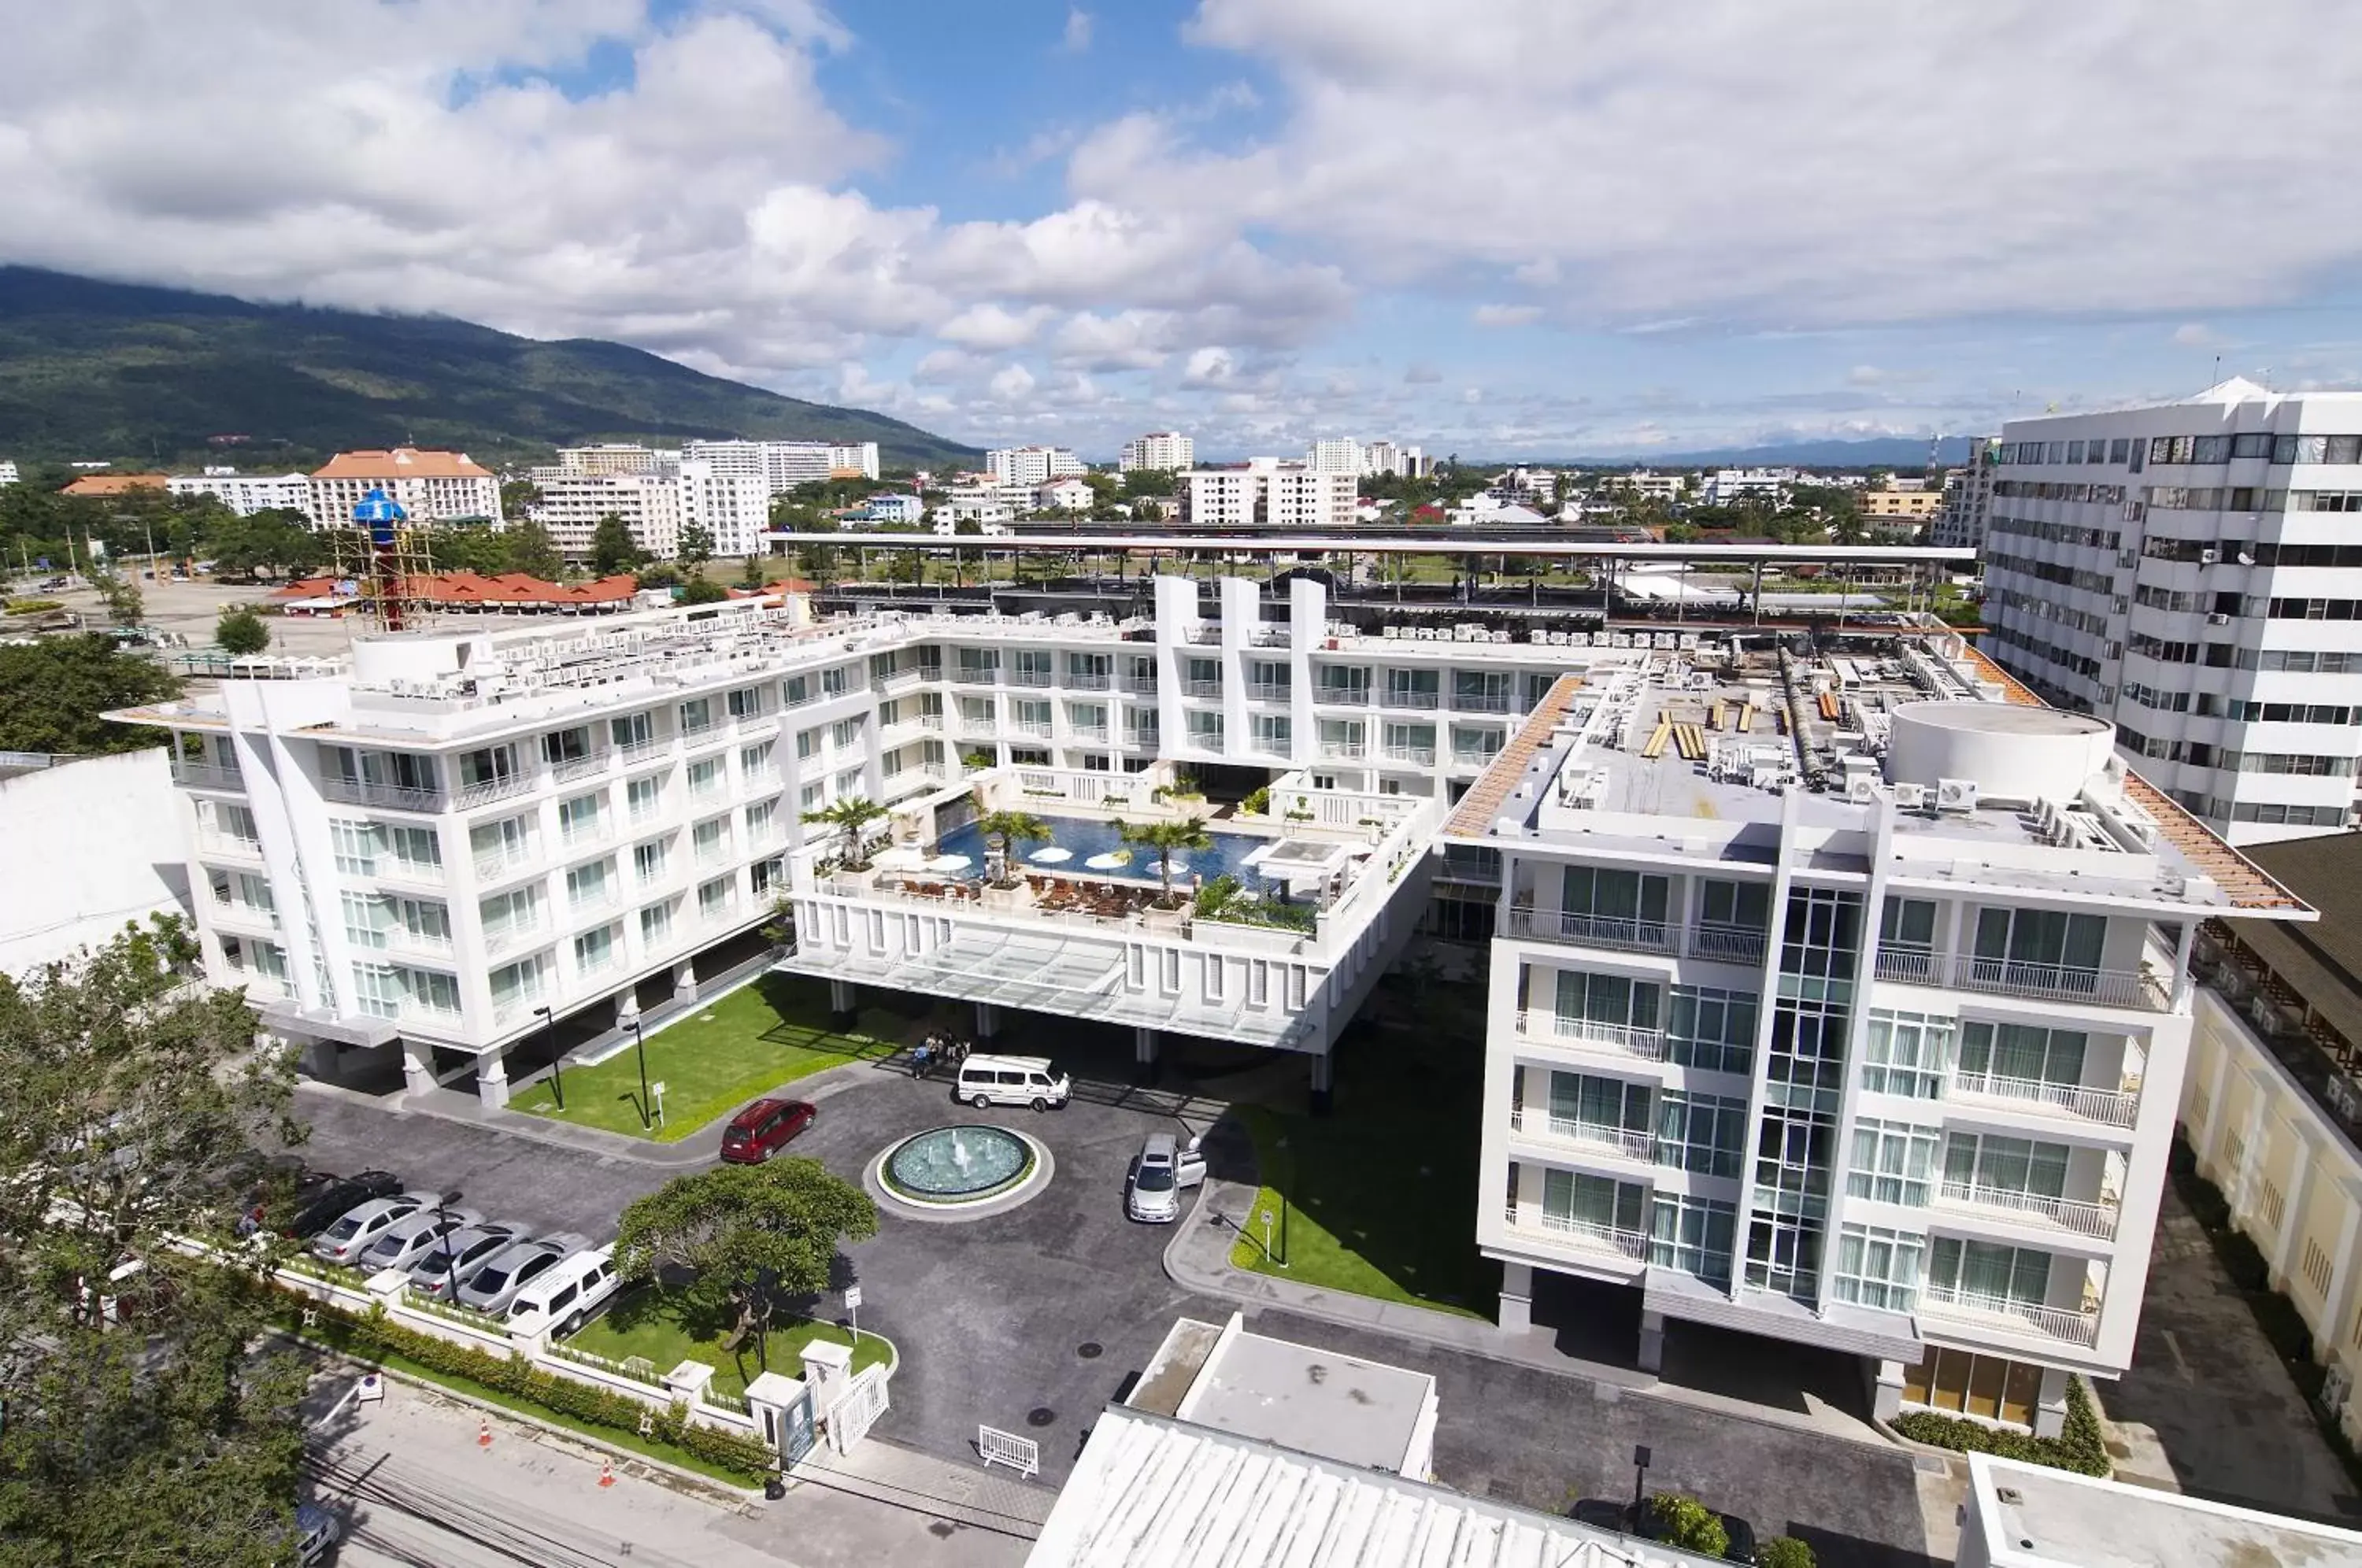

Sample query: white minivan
[954,1054,1072,1111]
[506,1247,620,1337]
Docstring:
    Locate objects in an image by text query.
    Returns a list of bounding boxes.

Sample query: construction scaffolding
[332,486,438,632]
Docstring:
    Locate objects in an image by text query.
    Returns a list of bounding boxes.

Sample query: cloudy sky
[6,0,2361,459]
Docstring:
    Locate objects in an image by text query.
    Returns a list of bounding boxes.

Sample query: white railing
[1874,948,1941,983]
[561,822,612,848]
[1186,626,1223,645]
[1687,924,1768,964]
[1505,907,1673,953]
[1509,1104,1656,1161]
[1382,745,1437,765]
[210,900,280,930]
[1013,721,1053,738]
[1183,679,1223,698]
[953,666,999,685]
[1942,953,2168,1011]
[1948,1070,2140,1129]
[484,921,545,956]
[1451,745,1505,767]
[453,775,533,810]
[1381,690,1441,710]
[616,736,668,764]
[1072,727,1111,744]
[198,832,264,860]
[1918,1284,2100,1348]
[1453,690,1515,712]
[474,849,535,882]
[1516,1009,1668,1062]
[1935,1179,2120,1241]
[1249,682,1292,703]
[1314,685,1370,706]
[551,753,607,783]
[1064,671,1112,690]
[1250,627,1292,647]
[322,776,440,812]
[1506,1204,1650,1260]
[175,761,248,791]
[1318,741,1368,760]
[1008,671,1056,689]
[493,993,549,1025]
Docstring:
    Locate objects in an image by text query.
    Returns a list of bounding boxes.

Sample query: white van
[954,1054,1072,1111]
[505,1247,619,1337]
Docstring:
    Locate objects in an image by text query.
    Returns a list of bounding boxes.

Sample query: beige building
[309,448,502,529]
[557,444,664,477]
[2179,830,2362,1446]
[1860,488,1943,522]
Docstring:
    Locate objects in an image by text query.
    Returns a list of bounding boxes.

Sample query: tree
[0,636,183,753]
[500,478,544,520]
[1757,1539,1816,1568]
[89,560,143,627]
[1647,1494,1729,1559]
[1121,468,1176,499]
[589,514,645,577]
[0,919,311,1564]
[975,808,1050,886]
[503,517,563,580]
[214,606,270,656]
[677,523,715,574]
[800,795,887,871]
[1119,817,1213,908]
[679,576,727,605]
[739,553,765,589]
[613,1160,877,1370]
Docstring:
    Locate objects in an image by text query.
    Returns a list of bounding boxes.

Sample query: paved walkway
[1165,1174,1890,1447]
[792,1435,1059,1540]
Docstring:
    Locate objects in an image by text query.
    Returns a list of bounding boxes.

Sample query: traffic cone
[477,1416,492,1449]
[598,1457,615,1488]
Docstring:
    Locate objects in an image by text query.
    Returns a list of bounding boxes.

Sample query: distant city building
[308,448,501,529]
[1308,438,1364,475]
[1859,488,1943,523]
[1361,440,1431,479]
[165,471,313,516]
[1179,461,1356,529]
[830,441,882,481]
[1118,432,1194,473]
[1983,378,2362,843]
[677,459,772,558]
[986,446,1085,487]
[1034,477,1095,515]
[858,493,924,526]
[1931,438,1998,552]
[556,444,664,477]
[0,460,17,486]
[61,473,168,497]
[1697,468,1794,508]
[936,490,1016,528]
[1611,468,1687,502]
[526,465,684,562]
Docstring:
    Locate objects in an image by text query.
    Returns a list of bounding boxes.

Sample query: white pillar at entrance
[1134,1026,1159,1065]
[1637,1309,1666,1374]
[476,1046,511,1110]
[673,960,698,1004]
[1498,1262,1535,1333]
[976,1001,1001,1038]
[831,979,857,1013]
[1871,1357,1908,1423]
[2031,1366,2071,1438]
[401,1040,435,1094]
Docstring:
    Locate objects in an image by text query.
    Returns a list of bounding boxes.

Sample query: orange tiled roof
[270,571,639,607]
[312,447,493,481]
[61,473,169,496]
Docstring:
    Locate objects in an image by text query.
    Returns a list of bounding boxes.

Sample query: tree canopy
[589,514,645,576]
[0,636,182,754]
[613,1160,877,1370]
[214,606,271,656]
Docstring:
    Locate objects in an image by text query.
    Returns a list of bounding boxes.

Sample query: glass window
[1927,1237,2051,1307]
[1542,1169,1646,1235]
[565,857,613,907]
[1943,1133,2068,1199]
[679,697,713,733]
[542,726,593,765]
[1846,1118,1941,1205]
[627,775,663,820]
[1831,1223,1924,1311]
[331,820,380,876]
[1971,908,2105,980]
[727,686,762,719]
[573,923,616,971]
[1548,1071,1650,1132]
[639,901,673,945]
[697,875,735,917]
[1860,1009,1953,1097]
[688,757,724,797]
[1649,1195,1737,1288]
[1698,879,1770,930]
[1956,1019,2086,1086]
[1663,985,1756,1074]
[634,838,668,882]
[1654,1089,1746,1177]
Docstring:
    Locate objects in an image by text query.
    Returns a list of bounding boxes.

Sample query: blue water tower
[351,486,408,546]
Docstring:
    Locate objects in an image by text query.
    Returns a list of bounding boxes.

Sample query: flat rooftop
[1967,1452,2362,1566]
[1130,1315,1435,1474]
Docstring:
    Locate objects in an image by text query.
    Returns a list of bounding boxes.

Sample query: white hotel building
[1983,378,2362,844]
[1119,432,1194,474]
[1451,638,2306,1435]
[166,470,313,516]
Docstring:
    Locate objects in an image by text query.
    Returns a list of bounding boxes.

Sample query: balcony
[453,775,534,811]
[1873,948,1940,984]
[1453,690,1515,713]
[1071,726,1111,744]
[1509,1104,1657,1163]
[1687,924,1768,964]
[550,752,607,784]
[1250,627,1292,648]
[616,735,669,765]
[1318,741,1368,760]
[1917,1284,2100,1348]
[679,722,731,753]
[953,667,1000,686]
[1187,626,1224,645]
[1121,675,1159,695]
[473,849,535,882]
[1381,745,1436,766]
[1948,1070,2141,1130]
[1064,671,1112,690]
[1315,684,1370,707]
[1934,1179,2120,1241]
[1008,670,1056,690]
[1381,690,1441,711]
[322,776,442,812]
[694,841,735,867]
[210,900,280,931]
[1505,906,1673,954]
[1516,1009,1667,1063]
[1183,679,1224,699]
[494,993,550,1026]
[1921,952,2170,1011]
[174,761,247,792]
[561,822,613,849]
[1248,682,1292,704]
[1451,746,1505,769]
[485,920,546,957]
[198,832,264,862]
[1503,1203,1650,1262]
[1013,721,1053,740]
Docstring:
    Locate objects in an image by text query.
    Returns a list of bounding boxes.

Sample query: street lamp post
[432,1189,465,1301]
[1629,1444,1652,1525]
[629,1017,651,1130]
[534,1005,562,1110]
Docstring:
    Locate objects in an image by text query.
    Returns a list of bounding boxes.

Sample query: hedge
[1757,1539,1816,1568]
[285,1294,778,1481]
[1891,1374,2109,1476]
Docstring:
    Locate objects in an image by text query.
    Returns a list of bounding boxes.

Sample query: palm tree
[975,808,1050,886]
[1120,817,1213,908]
[802,795,887,871]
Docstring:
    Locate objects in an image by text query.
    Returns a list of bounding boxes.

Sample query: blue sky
[6,1,2362,459]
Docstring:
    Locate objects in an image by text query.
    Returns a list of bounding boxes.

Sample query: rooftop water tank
[1886,701,2114,801]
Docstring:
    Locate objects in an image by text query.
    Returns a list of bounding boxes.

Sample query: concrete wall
[0,749,190,977]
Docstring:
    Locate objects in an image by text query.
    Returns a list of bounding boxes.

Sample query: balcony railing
[198,833,264,861]
[1250,627,1292,647]
[550,753,607,783]
[453,775,534,810]
[1187,626,1223,645]
[1381,690,1441,710]
[1064,671,1112,690]
[484,920,545,956]
[1505,1203,1650,1260]
[1121,675,1159,694]
[560,820,611,849]
[1453,690,1515,713]
[1014,721,1053,739]
[616,736,668,765]
[1315,684,1370,706]
[210,900,280,930]
[1935,1179,2120,1241]
[1516,1009,1668,1062]
[680,722,731,751]
[322,777,442,812]
[473,849,535,882]
[1941,953,2169,1011]
[1072,726,1111,744]
[1382,745,1437,766]
[1008,670,1055,689]
[1687,923,1768,964]
[1948,1070,2140,1129]
[1318,741,1368,760]
[1918,1284,2100,1348]
[174,761,247,791]
[1183,679,1224,698]
[1248,682,1293,703]
[1505,907,1673,954]
[1509,1104,1657,1162]
[1873,948,1941,984]
[1451,746,1505,768]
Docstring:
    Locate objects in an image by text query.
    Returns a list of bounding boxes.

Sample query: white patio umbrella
[873,845,927,871]
[925,852,972,873]
[1029,845,1075,864]
[1083,850,1132,871]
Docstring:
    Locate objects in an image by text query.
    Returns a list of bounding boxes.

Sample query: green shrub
[2252,1289,2315,1364]
[2216,1229,2270,1291]
[1891,1375,2108,1477]
[1241,786,1270,815]
[1757,1539,1816,1568]
[4,597,63,615]
[1648,1492,1727,1558]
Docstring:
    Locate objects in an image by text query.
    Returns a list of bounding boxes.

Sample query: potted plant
[801,796,887,887]
[976,808,1050,890]
[1120,816,1213,915]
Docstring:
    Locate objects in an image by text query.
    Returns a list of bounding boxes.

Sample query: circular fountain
[867,1124,1053,1221]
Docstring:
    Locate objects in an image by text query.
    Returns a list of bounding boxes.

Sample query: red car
[720,1098,816,1163]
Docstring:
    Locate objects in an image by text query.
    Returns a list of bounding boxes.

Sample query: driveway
[293,1063,1944,1565]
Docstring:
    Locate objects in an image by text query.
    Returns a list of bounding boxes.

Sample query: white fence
[978,1424,1041,1478]
[825,1364,891,1454]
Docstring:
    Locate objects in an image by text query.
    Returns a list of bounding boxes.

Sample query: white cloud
[1847,364,1889,386]
[1472,303,1542,327]
[988,362,1038,401]
[2172,322,2230,349]
[937,303,1053,351]
[1403,362,1442,384]
[1062,7,1093,52]
[1183,346,1236,386]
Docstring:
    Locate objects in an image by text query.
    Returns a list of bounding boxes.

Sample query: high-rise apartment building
[557,444,664,477]
[1983,379,2362,843]
[166,471,313,516]
[1452,638,2305,1436]
[1308,438,1364,475]
[1179,462,1356,529]
[986,446,1086,487]
[526,465,684,563]
[677,460,772,558]
[1361,441,1429,479]
[830,442,882,481]
[307,449,502,530]
[1931,439,1997,551]
[1119,432,1194,473]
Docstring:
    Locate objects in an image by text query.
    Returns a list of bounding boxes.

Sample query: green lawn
[1224,993,1499,1318]
[516,974,900,1141]
[568,1289,894,1401]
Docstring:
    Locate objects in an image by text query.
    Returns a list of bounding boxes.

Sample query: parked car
[294,1500,340,1565]
[405,1222,521,1300]
[720,1099,816,1163]
[506,1248,620,1337]
[310,1194,424,1266]
[283,1171,404,1240]
[355,1205,482,1274]
[1124,1132,1207,1223]
[457,1233,590,1315]
[955,1053,1072,1111]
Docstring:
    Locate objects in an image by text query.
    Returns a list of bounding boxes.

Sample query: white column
[1498,1261,1535,1333]
[1134,1026,1159,1064]
[401,1040,435,1094]
[1871,1358,1908,1423]
[976,1000,1001,1038]
[475,1046,510,1110]
[2031,1366,2071,1440]
[1637,1309,1666,1374]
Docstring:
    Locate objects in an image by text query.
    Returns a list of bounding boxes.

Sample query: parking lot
[293,1056,1947,1565]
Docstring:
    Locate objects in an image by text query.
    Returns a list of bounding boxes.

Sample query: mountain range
[0,267,978,472]
[1555,436,1979,469]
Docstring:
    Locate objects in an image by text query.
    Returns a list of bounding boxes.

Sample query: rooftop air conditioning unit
[1894,782,1928,810]
[2207,612,2231,625]
[2199,548,2219,564]
[1846,774,1879,804]
[1934,777,1979,813]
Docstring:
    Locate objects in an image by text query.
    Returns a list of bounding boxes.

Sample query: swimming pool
[932,814,1274,886]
